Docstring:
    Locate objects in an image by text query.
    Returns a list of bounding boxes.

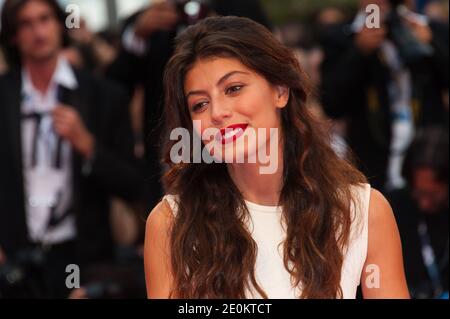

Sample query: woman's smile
[216,123,249,144]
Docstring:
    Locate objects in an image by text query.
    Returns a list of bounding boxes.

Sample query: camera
[385,0,434,64]
[175,0,211,25]
[0,248,46,298]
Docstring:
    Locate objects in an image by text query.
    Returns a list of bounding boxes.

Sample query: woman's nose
[210,102,232,126]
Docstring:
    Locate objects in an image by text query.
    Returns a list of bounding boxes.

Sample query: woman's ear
[275,86,290,109]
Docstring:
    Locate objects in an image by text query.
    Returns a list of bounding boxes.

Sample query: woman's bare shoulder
[368,188,395,223]
[144,199,175,298]
[362,188,410,298]
[146,198,175,234]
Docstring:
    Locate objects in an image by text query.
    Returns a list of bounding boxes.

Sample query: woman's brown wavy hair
[162,16,367,299]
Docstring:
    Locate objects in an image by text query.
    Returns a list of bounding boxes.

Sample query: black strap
[22,112,72,234]
[21,111,64,169]
[54,136,64,169]
[47,191,73,229]
[22,112,44,168]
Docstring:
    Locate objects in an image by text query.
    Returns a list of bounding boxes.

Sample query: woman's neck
[227,140,284,207]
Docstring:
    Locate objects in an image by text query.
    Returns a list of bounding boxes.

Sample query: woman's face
[184,57,289,164]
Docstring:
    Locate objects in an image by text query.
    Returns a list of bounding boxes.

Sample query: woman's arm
[361,189,410,299]
[144,200,175,298]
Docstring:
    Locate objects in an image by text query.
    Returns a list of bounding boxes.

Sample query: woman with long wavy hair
[144,16,410,299]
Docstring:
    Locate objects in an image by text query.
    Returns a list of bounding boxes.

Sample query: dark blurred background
[0,0,448,299]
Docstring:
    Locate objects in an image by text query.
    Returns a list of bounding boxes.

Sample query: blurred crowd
[0,0,448,299]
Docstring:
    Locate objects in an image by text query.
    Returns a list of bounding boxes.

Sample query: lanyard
[22,111,64,169]
[21,112,71,245]
[417,219,449,298]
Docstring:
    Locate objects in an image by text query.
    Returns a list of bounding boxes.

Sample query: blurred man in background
[320,0,449,192]
[0,0,141,298]
[388,127,448,299]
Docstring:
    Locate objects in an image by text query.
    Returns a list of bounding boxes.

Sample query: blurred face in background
[14,0,63,63]
[412,167,449,214]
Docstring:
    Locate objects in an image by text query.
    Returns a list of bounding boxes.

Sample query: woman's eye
[192,101,208,112]
[225,85,244,95]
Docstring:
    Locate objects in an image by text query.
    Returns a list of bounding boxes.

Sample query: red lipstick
[216,123,249,144]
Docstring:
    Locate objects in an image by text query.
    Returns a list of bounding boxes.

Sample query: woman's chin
[203,130,270,164]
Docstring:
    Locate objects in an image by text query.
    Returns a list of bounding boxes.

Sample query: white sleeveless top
[163,183,371,299]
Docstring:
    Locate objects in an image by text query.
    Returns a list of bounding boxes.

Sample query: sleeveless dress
[163,183,371,299]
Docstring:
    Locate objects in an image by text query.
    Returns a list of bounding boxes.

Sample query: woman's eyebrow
[185,71,249,99]
[217,71,249,86]
[185,90,208,100]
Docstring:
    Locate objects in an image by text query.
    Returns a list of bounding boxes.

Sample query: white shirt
[163,183,371,299]
[21,56,78,245]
